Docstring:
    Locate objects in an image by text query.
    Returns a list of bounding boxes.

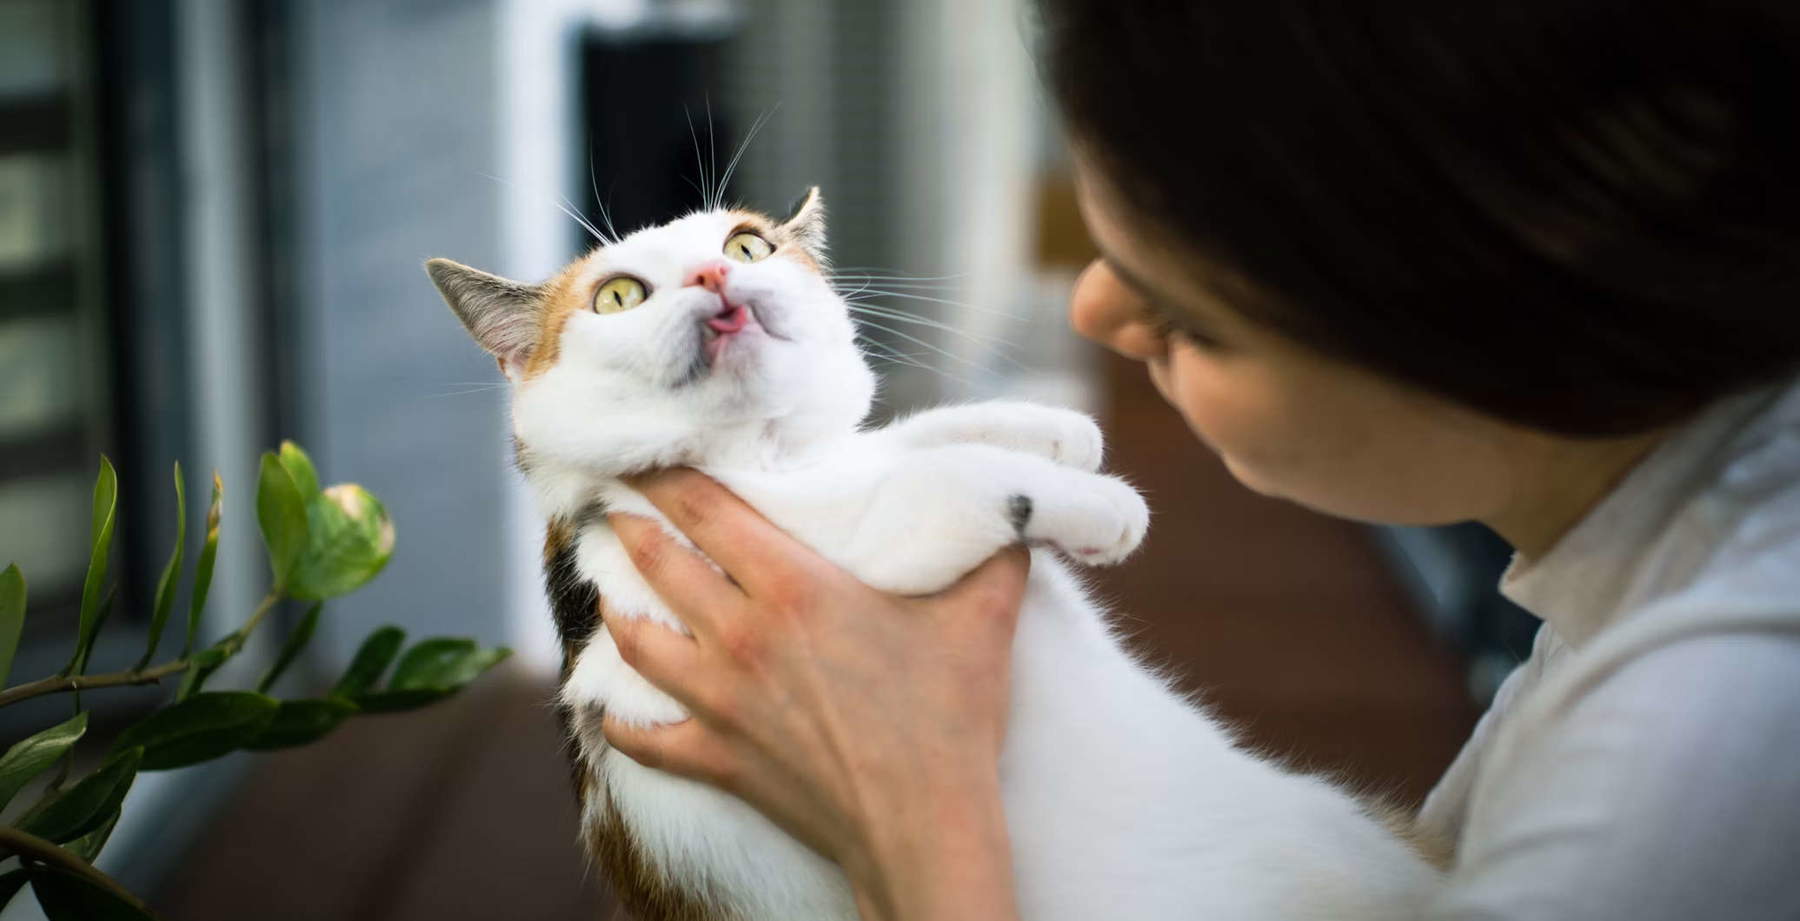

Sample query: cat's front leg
[559,527,692,732]
[833,444,1148,595]
[876,401,1106,472]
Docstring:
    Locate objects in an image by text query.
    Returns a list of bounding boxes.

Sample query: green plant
[0,442,510,918]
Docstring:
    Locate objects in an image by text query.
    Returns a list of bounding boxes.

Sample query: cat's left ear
[780,186,828,265]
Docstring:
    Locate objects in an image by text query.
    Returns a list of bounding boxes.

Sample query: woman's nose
[1069,259,1165,361]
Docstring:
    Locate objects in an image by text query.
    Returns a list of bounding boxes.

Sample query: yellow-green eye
[594,276,648,314]
[724,231,774,263]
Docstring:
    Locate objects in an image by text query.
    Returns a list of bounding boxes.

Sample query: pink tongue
[707,305,750,334]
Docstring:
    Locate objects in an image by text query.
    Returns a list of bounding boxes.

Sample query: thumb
[932,544,1031,624]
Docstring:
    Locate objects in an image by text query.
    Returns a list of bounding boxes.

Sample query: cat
[427,188,1441,920]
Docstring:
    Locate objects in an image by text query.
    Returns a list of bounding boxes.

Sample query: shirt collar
[1498,381,1792,647]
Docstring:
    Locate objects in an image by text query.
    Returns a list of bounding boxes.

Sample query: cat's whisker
[831,278,960,291]
[477,170,612,245]
[828,272,963,284]
[683,105,713,210]
[588,153,621,244]
[423,385,511,399]
[849,307,1029,373]
[556,194,610,245]
[845,287,1030,322]
[715,105,779,212]
[830,266,971,282]
[846,301,1022,352]
[856,336,973,387]
[849,316,996,373]
[705,98,719,212]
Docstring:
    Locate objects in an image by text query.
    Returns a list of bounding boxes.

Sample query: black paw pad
[1007,494,1033,537]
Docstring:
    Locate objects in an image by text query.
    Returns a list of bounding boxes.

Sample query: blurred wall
[287,0,520,665]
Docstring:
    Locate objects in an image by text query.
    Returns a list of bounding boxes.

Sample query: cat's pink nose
[685,260,731,293]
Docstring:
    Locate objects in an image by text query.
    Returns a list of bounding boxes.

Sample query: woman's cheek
[1160,353,1305,494]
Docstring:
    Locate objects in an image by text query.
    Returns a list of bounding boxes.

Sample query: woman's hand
[601,468,1028,921]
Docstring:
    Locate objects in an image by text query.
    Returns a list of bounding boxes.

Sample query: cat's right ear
[426,258,544,381]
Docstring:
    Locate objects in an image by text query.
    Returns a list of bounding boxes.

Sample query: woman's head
[1040,0,1800,439]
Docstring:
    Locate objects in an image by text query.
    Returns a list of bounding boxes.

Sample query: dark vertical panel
[579,33,734,242]
[95,0,190,633]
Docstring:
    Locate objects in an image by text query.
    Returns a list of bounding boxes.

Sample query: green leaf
[387,637,475,688]
[111,692,277,770]
[63,806,122,863]
[26,864,156,921]
[183,472,222,657]
[331,625,405,698]
[139,463,186,669]
[288,484,395,601]
[355,643,510,712]
[0,711,88,812]
[256,603,321,694]
[20,747,141,844]
[0,562,23,687]
[257,453,309,592]
[278,441,321,498]
[0,869,26,912]
[244,697,360,749]
[389,639,507,690]
[69,458,119,676]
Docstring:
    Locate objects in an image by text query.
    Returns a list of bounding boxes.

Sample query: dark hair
[1037,0,1800,436]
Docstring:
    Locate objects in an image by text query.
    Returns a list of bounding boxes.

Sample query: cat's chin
[702,320,768,367]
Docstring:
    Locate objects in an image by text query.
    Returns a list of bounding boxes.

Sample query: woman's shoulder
[1434,625,1800,920]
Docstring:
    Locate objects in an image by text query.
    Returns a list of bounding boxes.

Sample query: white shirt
[1417,375,1800,920]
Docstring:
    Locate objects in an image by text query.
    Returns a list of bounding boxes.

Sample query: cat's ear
[426,258,543,381]
[780,186,828,265]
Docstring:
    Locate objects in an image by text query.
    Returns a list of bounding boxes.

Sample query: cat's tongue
[706,304,751,335]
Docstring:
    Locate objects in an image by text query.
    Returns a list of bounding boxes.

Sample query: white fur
[479,208,1436,919]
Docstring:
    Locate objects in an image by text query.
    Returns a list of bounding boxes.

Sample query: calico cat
[427,188,1440,920]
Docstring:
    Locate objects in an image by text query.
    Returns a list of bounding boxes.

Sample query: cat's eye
[594,276,649,314]
[724,231,774,264]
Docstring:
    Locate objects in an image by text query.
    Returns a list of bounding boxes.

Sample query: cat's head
[428,187,875,480]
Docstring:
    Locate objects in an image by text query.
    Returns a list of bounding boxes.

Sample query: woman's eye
[593,276,649,314]
[1144,305,1223,351]
[723,232,774,263]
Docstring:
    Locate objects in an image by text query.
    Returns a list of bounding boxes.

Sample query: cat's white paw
[1033,409,1106,473]
[887,402,1106,472]
[1019,473,1148,566]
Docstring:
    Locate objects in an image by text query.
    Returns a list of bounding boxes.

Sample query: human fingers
[601,711,739,792]
[625,468,824,597]
[604,613,715,714]
[609,511,745,636]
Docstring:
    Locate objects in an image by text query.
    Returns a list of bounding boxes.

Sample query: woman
[602,1,1800,918]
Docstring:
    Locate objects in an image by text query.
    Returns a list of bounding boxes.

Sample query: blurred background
[0,0,1536,917]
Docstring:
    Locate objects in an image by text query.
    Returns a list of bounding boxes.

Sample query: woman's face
[1069,159,1532,527]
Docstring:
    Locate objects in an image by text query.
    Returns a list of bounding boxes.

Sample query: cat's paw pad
[1016,474,1148,566]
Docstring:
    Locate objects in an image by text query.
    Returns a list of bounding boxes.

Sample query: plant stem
[0,660,188,709]
[0,591,281,708]
[222,591,280,655]
[0,825,160,916]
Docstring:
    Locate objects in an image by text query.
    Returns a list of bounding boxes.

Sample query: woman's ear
[426,258,544,380]
[780,186,828,266]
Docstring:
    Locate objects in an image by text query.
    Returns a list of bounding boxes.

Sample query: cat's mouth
[699,297,785,367]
